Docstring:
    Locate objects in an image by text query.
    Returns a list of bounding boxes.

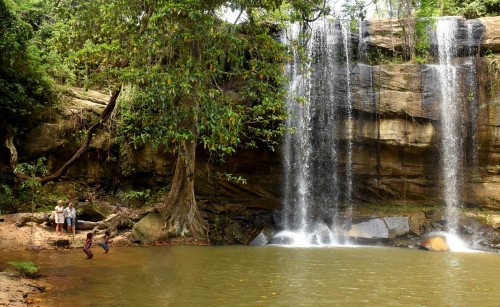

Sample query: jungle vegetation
[0,0,498,237]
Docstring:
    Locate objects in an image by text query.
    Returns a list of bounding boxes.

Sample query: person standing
[101,230,110,254]
[54,200,65,236]
[64,202,76,235]
[83,232,93,259]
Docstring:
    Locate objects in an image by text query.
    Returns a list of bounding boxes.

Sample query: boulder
[384,217,410,238]
[479,17,500,53]
[348,218,388,239]
[77,203,110,222]
[347,217,410,239]
[223,222,244,244]
[420,236,449,252]
[131,212,167,243]
[249,227,273,246]
[408,211,426,235]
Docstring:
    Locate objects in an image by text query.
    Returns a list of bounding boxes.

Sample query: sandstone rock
[420,236,449,251]
[348,217,410,239]
[11,16,500,230]
[131,212,167,243]
[365,18,405,52]
[22,123,64,156]
[223,222,244,244]
[348,218,388,239]
[77,203,110,222]
[408,211,426,235]
[68,87,110,105]
[479,17,500,53]
[384,217,410,238]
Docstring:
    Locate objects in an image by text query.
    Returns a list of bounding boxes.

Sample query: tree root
[15,210,153,236]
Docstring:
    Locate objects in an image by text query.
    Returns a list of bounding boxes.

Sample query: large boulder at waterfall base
[131,212,168,243]
[249,227,273,246]
[420,236,449,252]
[347,217,410,239]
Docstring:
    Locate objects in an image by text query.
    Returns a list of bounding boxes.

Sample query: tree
[14,157,48,236]
[443,0,500,18]
[0,0,53,170]
[50,0,326,238]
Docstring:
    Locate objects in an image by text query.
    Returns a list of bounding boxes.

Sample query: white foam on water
[444,233,475,253]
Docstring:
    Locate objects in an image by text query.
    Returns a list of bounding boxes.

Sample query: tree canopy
[0,0,53,131]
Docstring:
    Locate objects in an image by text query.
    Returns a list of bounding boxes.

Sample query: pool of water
[2,246,500,306]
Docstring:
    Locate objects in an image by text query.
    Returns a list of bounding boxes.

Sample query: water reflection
[1,246,499,306]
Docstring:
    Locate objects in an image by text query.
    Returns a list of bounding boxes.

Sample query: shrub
[0,184,17,213]
[116,189,151,208]
[7,261,39,278]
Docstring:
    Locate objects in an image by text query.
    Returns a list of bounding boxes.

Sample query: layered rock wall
[13,17,500,212]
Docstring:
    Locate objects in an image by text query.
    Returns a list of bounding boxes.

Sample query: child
[102,230,110,254]
[83,232,93,259]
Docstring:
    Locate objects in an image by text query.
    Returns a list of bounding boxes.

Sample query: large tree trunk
[159,138,205,238]
[4,124,18,169]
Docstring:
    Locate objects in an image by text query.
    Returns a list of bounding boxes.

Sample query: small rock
[420,236,449,252]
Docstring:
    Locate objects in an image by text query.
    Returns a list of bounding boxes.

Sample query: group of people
[54,200,76,236]
[83,230,110,259]
[54,199,110,259]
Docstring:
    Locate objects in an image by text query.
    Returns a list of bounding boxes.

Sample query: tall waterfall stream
[276,17,482,248]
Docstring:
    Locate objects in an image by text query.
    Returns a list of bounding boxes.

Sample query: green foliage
[13,157,49,214]
[0,184,17,214]
[7,261,39,278]
[0,0,54,131]
[442,0,500,18]
[116,189,152,207]
[413,0,439,63]
[14,157,48,190]
[215,172,247,184]
[0,182,63,213]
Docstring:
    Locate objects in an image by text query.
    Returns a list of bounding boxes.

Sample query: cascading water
[276,16,483,251]
[281,23,312,234]
[341,21,354,212]
[277,19,355,246]
[434,17,463,236]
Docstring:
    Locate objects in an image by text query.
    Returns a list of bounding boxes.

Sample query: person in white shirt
[54,200,65,236]
[64,202,76,234]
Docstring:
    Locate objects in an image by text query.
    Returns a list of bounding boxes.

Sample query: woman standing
[54,200,65,236]
[64,202,76,235]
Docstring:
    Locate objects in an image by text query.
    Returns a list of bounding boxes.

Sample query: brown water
[2,246,500,306]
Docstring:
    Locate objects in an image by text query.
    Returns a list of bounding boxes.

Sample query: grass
[7,261,39,278]
[358,202,440,214]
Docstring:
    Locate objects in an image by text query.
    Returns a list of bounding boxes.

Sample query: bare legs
[56,223,64,236]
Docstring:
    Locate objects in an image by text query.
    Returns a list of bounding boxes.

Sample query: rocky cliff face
[12,17,500,217]
[357,17,500,209]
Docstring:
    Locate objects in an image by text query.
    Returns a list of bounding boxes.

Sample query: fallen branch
[15,213,53,227]
[38,87,121,184]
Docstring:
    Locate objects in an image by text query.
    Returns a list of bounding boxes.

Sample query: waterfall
[281,23,312,233]
[277,16,482,249]
[278,19,355,245]
[434,17,463,235]
[341,20,353,228]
